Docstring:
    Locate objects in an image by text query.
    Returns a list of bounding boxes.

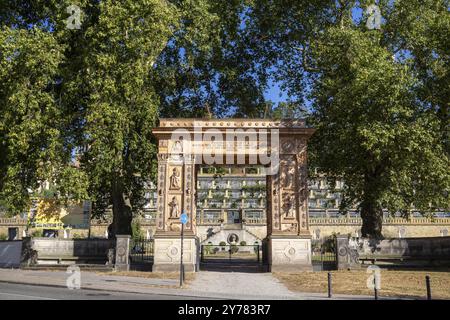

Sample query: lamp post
[179,210,188,287]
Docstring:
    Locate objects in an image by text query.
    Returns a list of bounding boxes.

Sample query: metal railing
[129,238,154,264]
[200,244,262,263]
[311,236,337,271]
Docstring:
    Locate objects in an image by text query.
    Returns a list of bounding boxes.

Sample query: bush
[31,229,43,237]
[131,220,143,241]
[240,241,247,246]
[230,245,239,254]
[0,233,7,240]
[219,241,226,246]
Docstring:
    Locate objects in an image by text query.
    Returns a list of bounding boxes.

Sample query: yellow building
[28,198,91,237]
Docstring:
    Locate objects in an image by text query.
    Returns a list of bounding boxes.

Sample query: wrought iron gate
[129,238,154,270]
[311,235,337,271]
[200,244,266,271]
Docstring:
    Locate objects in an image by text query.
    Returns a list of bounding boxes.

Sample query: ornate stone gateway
[152,119,315,272]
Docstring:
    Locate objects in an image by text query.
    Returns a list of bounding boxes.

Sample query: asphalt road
[0,282,206,300]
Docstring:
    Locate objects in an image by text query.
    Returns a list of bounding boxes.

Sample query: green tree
[73,0,178,236]
[309,27,448,238]
[0,1,261,236]
[248,0,449,237]
[0,25,89,216]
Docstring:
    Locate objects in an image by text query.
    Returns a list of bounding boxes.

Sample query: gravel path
[188,271,297,299]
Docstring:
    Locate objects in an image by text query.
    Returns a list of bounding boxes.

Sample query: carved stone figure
[171,140,183,153]
[169,167,181,190]
[106,248,115,265]
[169,196,180,218]
[281,165,295,189]
[282,194,295,218]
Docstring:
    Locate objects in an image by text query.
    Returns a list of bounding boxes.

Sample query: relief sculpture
[169,167,181,190]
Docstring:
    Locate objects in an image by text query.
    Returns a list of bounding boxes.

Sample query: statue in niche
[170,140,183,154]
[169,196,180,218]
[169,167,181,190]
[281,164,295,189]
[282,194,295,218]
[170,140,183,160]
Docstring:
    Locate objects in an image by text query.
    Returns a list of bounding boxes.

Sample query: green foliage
[219,241,227,246]
[131,220,143,240]
[0,233,7,240]
[230,244,239,254]
[1,0,448,239]
[31,229,43,237]
[239,241,246,246]
[248,0,449,237]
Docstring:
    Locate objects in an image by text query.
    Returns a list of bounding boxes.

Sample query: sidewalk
[0,268,389,300]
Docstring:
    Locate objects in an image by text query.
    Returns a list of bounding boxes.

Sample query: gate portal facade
[152,119,315,272]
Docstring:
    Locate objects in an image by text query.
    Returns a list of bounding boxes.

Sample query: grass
[273,269,450,299]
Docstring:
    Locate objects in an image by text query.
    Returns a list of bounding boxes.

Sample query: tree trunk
[108,181,133,238]
[360,199,383,239]
[360,168,384,239]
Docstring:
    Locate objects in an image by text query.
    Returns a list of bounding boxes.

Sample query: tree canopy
[0,0,448,238]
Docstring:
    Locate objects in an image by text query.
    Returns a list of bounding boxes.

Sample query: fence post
[426,275,431,300]
[141,238,144,262]
[327,272,332,298]
[257,245,260,263]
[374,274,379,300]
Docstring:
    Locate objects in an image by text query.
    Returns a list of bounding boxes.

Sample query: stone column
[114,235,130,271]
[336,235,350,270]
[266,135,312,272]
[152,137,198,272]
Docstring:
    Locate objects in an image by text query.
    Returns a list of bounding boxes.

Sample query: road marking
[0,292,58,300]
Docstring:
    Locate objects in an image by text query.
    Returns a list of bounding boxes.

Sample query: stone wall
[336,236,450,269]
[309,217,450,239]
[28,238,114,265]
[3,216,449,241]
[196,224,267,243]
[0,240,22,268]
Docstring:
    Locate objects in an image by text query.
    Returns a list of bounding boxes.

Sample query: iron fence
[129,238,154,264]
[201,244,261,263]
[311,236,337,271]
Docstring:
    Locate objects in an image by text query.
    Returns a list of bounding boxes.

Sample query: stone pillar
[336,235,348,270]
[20,237,37,267]
[266,135,312,272]
[114,235,130,271]
[152,137,198,272]
[336,235,360,270]
[152,234,198,272]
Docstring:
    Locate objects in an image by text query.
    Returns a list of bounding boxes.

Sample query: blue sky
[262,5,366,106]
[263,79,289,105]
